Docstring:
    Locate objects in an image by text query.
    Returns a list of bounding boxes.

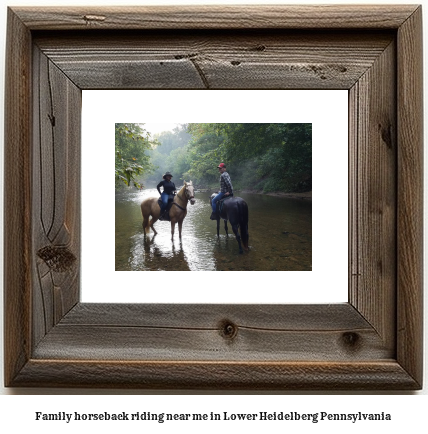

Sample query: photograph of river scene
[115,123,312,272]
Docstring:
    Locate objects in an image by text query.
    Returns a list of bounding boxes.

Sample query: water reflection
[115,188,312,271]
[130,234,191,271]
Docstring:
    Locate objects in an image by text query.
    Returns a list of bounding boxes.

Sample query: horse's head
[209,193,216,206]
[184,181,196,205]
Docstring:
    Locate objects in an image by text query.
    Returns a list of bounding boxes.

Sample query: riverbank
[241,190,312,200]
[195,187,312,201]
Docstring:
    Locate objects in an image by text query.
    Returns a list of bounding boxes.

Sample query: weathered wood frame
[4,5,423,389]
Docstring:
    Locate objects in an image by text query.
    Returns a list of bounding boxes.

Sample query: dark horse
[210,194,249,253]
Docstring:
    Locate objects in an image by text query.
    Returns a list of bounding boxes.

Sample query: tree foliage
[115,123,156,189]
[139,123,312,193]
[184,123,312,192]
[144,124,192,184]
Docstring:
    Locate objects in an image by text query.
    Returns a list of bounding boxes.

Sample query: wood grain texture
[32,46,81,348]
[3,8,32,388]
[4,5,423,390]
[12,361,418,390]
[60,303,370,329]
[32,304,391,362]
[396,6,424,387]
[12,5,419,30]
[349,40,396,351]
[34,31,393,90]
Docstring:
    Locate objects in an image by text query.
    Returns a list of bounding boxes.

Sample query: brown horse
[141,181,195,239]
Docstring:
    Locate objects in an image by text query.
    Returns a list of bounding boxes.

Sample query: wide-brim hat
[163,172,173,179]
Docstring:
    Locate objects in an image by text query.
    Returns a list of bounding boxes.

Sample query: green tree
[185,123,312,192]
[166,146,192,180]
[186,124,227,184]
[115,123,156,189]
[144,124,192,184]
[254,123,312,192]
[155,124,190,155]
[138,122,312,193]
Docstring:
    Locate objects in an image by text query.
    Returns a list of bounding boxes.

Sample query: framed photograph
[4,5,423,389]
[82,89,348,304]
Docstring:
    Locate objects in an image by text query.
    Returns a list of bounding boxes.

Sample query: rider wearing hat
[157,172,176,219]
[210,163,233,220]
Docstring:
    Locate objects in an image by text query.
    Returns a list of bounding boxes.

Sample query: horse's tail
[239,200,249,250]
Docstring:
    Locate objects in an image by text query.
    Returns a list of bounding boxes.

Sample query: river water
[115,188,311,271]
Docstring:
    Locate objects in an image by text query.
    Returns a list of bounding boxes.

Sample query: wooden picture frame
[4,5,423,390]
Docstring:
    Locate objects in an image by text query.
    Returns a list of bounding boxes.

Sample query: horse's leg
[178,219,183,239]
[171,221,176,239]
[142,215,149,236]
[231,223,243,254]
[216,219,220,237]
[149,207,159,235]
[148,218,157,235]
[224,220,228,236]
[141,204,149,236]
[141,201,160,236]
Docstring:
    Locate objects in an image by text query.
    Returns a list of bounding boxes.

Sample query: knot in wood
[219,320,238,340]
[37,245,76,272]
[341,332,361,350]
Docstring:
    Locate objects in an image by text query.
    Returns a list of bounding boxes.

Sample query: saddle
[158,194,175,221]
[217,193,233,215]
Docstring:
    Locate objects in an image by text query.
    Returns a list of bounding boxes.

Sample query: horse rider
[210,163,233,220]
[157,171,176,220]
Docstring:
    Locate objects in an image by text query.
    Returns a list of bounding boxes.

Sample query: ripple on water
[116,189,311,271]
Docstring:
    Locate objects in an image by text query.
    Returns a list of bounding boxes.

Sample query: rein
[172,202,186,211]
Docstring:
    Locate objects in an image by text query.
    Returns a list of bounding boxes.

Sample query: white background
[0,0,427,430]
[82,89,348,303]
